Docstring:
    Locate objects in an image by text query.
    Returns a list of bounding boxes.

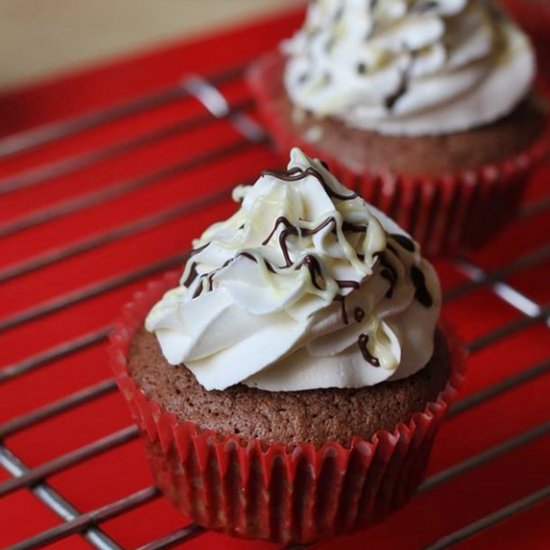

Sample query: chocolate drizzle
[378,253,398,299]
[387,244,399,257]
[189,242,210,257]
[264,259,276,273]
[303,216,337,237]
[191,282,204,299]
[390,233,415,252]
[385,71,409,111]
[261,166,358,201]
[182,262,198,287]
[384,52,417,111]
[358,334,380,367]
[296,254,324,290]
[188,161,432,314]
[237,251,257,263]
[234,252,274,273]
[207,272,215,292]
[335,295,348,325]
[262,217,295,245]
[410,265,433,307]
[189,251,278,300]
[262,216,339,269]
[280,226,298,267]
[342,221,368,233]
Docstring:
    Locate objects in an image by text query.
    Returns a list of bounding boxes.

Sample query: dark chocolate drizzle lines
[191,282,204,299]
[335,295,348,325]
[182,262,198,287]
[189,242,210,257]
[385,71,409,111]
[378,253,398,299]
[295,254,324,290]
[261,166,358,201]
[410,265,433,307]
[237,251,276,273]
[279,226,298,267]
[390,233,415,252]
[189,250,278,300]
[358,334,380,367]
[262,217,297,245]
[188,163,430,312]
[342,221,368,233]
[262,216,339,270]
[305,216,337,237]
[387,244,399,257]
[384,51,417,111]
[237,251,256,263]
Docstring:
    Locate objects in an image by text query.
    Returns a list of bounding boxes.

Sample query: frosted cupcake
[110,148,466,543]
[249,0,548,255]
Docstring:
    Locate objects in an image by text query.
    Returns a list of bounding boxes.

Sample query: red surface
[0,2,549,549]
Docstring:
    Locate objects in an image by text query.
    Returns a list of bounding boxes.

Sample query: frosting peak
[146,148,441,391]
[283,0,535,136]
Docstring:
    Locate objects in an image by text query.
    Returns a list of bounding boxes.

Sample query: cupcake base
[129,327,451,446]
[248,51,549,256]
[109,272,467,544]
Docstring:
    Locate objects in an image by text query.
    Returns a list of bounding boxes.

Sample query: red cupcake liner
[109,271,467,544]
[248,51,549,257]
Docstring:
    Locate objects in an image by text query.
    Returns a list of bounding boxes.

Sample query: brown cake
[129,327,450,446]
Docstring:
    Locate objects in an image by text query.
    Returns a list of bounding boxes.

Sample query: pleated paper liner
[109,271,467,544]
[248,51,549,257]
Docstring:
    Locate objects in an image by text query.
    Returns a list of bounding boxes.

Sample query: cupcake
[110,148,466,544]
[248,0,548,255]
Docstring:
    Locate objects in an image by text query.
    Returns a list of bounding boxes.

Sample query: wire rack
[1,4,549,550]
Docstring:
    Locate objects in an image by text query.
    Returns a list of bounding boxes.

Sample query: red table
[0,2,549,549]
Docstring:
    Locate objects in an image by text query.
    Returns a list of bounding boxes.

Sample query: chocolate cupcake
[249,0,548,255]
[110,148,466,544]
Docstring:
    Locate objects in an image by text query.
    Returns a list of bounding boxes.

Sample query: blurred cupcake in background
[249,0,548,255]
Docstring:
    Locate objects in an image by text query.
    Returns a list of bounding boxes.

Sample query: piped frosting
[283,0,535,136]
[146,148,441,391]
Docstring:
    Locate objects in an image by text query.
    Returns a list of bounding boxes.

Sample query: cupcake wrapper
[109,272,467,544]
[248,51,549,256]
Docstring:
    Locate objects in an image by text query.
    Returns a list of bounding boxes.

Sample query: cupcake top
[146,148,441,391]
[283,0,535,136]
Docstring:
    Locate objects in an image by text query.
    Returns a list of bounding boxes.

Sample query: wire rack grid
[0,3,549,550]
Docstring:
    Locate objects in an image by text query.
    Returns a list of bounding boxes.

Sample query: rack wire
[1,6,549,550]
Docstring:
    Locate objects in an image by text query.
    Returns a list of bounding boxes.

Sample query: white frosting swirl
[146,148,441,391]
[283,0,535,136]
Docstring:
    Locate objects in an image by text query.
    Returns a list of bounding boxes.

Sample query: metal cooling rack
[0,8,549,550]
